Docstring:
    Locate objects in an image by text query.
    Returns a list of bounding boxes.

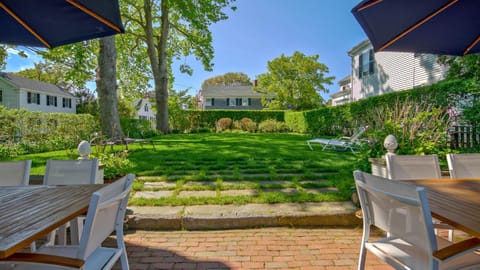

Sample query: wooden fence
[448,125,480,150]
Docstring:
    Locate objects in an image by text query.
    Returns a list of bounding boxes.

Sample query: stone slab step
[125,202,361,230]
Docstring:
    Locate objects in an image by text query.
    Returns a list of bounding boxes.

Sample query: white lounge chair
[354,171,480,270]
[307,126,367,153]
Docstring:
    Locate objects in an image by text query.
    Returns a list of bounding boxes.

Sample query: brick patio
[111,226,393,270]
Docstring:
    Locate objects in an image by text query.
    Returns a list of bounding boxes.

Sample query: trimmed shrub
[258,119,287,133]
[240,117,257,132]
[216,118,233,132]
[120,118,156,138]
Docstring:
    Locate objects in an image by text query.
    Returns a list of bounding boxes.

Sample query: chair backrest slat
[43,159,98,185]
[354,171,437,258]
[0,160,31,186]
[77,174,134,260]
[386,154,441,180]
[447,153,480,178]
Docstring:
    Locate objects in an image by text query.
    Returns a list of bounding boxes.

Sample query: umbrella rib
[0,2,51,48]
[464,36,480,56]
[357,0,383,12]
[378,0,458,52]
[66,0,122,33]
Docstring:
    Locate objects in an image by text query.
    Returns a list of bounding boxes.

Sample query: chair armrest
[0,252,85,268]
[433,238,480,261]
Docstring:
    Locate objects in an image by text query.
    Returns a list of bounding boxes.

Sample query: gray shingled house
[198,85,264,110]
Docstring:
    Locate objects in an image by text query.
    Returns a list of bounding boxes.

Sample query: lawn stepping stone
[183,181,217,187]
[304,187,339,194]
[177,190,217,198]
[258,180,291,186]
[133,190,174,199]
[221,181,254,186]
[220,189,258,196]
[143,182,176,189]
[262,188,299,194]
[299,180,329,185]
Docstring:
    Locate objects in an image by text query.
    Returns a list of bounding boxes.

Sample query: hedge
[0,106,98,159]
[285,79,474,135]
[185,110,285,129]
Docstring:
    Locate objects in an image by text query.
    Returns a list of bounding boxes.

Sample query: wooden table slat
[0,185,104,258]
[404,179,480,238]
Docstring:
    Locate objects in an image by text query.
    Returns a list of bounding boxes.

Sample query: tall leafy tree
[122,0,236,133]
[201,72,252,88]
[254,51,334,111]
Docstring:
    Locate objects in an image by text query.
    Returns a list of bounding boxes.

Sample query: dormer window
[144,103,149,112]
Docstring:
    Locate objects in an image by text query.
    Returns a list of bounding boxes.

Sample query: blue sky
[6,0,367,100]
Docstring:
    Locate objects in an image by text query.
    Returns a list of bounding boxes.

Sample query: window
[236,98,242,106]
[228,98,236,106]
[27,92,40,105]
[46,95,57,106]
[205,98,214,106]
[62,98,72,108]
[358,49,375,78]
[144,103,149,112]
[242,98,251,106]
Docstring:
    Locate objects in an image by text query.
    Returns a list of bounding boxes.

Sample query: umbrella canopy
[352,0,480,56]
[0,0,124,49]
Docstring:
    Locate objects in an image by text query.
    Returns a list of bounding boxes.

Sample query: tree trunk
[144,0,170,134]
[96,36,124,139]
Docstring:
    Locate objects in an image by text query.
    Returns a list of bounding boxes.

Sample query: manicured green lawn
[16,133,359,206]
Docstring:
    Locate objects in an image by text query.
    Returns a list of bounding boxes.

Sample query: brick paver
[112,227,393,270]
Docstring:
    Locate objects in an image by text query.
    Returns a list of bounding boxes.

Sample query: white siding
[18,89,76,113]
[0,81,20,109]
[351,44,446,102]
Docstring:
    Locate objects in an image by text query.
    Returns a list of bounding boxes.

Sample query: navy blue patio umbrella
[351,0,480,56]
[0,0,124,49]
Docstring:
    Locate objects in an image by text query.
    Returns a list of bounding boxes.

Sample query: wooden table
[0,184,104,258]
[406,179,480,238]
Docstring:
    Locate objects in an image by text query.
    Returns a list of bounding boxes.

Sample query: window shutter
[369,49,375,74]
[226,98,229,106]
[36,94,40,105]
[47,95,50,106]
[211,98,215,106]
[54,97,57,107]
[248,98,251,106]
[358,55,363,78]
[27,92,32,104]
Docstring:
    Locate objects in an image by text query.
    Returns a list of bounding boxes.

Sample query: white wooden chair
[43,159,99,246]
[446,153,480,178]
[354,171,480,270]
[385,154,454,241]
[0,160,31,186]
[0,174,134,270]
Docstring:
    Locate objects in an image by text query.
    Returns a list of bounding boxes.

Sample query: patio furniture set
[0,159,133,269]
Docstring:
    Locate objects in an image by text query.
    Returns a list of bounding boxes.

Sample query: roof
[133,98,151,110]
[338,75,351,85]
[200,85,263,98]
[347,39,372,56]
[330,89,351,99]
[0,72,74,98]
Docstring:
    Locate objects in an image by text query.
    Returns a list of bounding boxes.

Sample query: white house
[330,75,352,106]
[330,40,447,105]
[0,73,76,113]
[133,98,155,124]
